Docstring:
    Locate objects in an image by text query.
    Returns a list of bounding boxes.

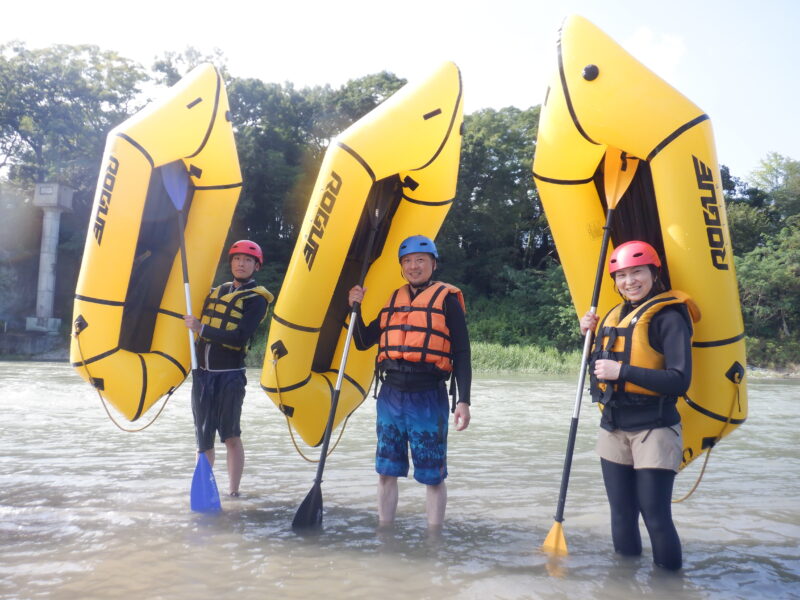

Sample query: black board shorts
[191,369,246,452]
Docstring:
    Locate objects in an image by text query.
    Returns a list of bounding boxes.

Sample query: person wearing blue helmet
[348,234,472,531]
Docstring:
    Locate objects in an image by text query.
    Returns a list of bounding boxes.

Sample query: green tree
[726,201,774,255]
[301,71,407,155]
[0,42,147,188]
[223,71,406,293]
[749,152,800,219]
[0,42,148,326]
[438,106,545,294]
[466,261,579,350]
[151,47,228,86]
[225,78,313,289]
[736,218,800,366]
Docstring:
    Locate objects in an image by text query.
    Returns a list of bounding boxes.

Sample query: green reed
[471,342,581,375]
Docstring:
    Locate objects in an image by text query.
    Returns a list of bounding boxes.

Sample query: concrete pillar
[35,206,62,319]
[26,183,73,333]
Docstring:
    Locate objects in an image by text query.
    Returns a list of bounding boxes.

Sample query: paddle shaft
[311,304,359,486]
[308,216,381,486]
[552,207,614,524]
[177,210,198,372]
[292,184,398,529]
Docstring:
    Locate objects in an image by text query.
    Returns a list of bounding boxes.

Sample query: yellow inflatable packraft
[532,16,747,468]
[71,64,242,421]
[261,61,464,446]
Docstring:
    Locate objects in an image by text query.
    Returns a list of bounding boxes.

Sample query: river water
[0,362,798,599]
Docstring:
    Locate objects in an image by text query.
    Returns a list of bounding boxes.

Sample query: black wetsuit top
[352,284,472,406]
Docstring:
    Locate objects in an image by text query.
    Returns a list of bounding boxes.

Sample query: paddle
[292,181,397,531]
[162,161,198,372]
[190,451,222,512]
[162,161,221,513]
[542,148,639,556]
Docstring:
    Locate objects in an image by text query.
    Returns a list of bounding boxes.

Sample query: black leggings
[600,458,682,570]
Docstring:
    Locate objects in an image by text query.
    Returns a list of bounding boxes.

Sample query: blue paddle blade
[190,453,222,513]
[161,160,191,211]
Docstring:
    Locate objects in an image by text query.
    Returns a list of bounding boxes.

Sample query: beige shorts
[596,424,683,472]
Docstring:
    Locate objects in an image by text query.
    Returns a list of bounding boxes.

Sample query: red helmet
[228,239,263,265]
[608,241,661,274]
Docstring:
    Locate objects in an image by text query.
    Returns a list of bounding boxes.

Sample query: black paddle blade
[292,483,323,531]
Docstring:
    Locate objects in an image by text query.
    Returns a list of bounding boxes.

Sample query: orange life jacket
[377,282,465,373]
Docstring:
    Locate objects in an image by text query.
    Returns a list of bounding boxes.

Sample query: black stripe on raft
[194,182,243,191]
[260,374,312,394]
[132,354,147,421]
[402,193,454,207]
[337,142,376,182]
[327,369,367,397]
[272,313,321,333]
[646,114,710,162]
[151,351,188,378]
[157,308,185,320]
[684,396,746,425]
[692,332,745,348]
[532,171,595,185]
[423,108,442,120]
[116,133,154,167]
[187,97,202,109]
[74,294,126,307]
[320,372,335,394]
[71,346,121,367]
[556,26,599,146]
[186,68,222,159]
[414,67,464,171]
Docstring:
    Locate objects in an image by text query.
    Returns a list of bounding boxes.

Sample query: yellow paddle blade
[542,521,568,556]
[603,147,640,210]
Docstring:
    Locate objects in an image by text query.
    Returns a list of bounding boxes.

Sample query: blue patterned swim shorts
[375,382,450,485]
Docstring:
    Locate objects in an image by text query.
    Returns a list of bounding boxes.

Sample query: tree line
[1,43,797,368]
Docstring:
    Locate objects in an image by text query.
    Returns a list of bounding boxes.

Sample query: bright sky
[3,0,798,179]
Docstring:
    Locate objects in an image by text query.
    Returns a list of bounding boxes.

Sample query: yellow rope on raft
[272,350,350,463]
[673,386,740,503]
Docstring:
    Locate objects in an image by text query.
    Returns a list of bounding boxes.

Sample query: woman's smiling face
[613,264,654,303]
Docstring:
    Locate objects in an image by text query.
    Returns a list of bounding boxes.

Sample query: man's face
[400,252,435,287]
[231,254,259,280]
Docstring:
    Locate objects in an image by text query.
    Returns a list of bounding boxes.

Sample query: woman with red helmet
[579,240,700,571]
[183,239,273,498]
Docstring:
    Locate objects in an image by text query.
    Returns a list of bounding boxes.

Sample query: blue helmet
[398,235,438,261]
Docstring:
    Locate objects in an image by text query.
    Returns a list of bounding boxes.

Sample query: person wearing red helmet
[347,235,472,531]
[579,240,700,571]
[183,239,274,498]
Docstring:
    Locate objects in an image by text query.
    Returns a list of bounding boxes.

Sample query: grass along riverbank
[246,338,582,376]
[470,342,581,375]
[245,335,796,378]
